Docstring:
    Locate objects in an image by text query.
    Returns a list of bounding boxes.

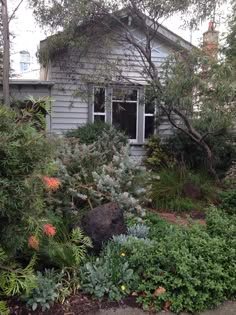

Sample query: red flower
[43,223,56,237]
[42,177,61,191]
[28,236,39,250]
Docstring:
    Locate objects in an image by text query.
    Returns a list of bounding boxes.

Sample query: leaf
[32,302,38,311]
[164,300,172,311]
[154,286,166,296]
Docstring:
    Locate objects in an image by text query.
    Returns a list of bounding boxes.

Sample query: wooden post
[2,0,10,106]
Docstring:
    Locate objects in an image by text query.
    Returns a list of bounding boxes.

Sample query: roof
[40,7,195,52]
[0,80,54,87]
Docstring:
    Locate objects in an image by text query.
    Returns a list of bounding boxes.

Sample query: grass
[149,167,219,212]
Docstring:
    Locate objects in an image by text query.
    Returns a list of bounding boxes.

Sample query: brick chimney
[203,21,219,59]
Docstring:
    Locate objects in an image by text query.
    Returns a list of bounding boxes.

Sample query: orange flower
[43,223,56,237]
[28,236,39,250]
[42,177,61,191]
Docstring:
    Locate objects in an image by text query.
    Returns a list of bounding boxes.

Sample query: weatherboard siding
[46,40,172,133]
[41,26,178,157]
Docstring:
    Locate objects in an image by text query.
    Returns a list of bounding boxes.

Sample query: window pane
[94,115,105,122]
[94,88,105,112]
[145,101,155,114]
[112,102,136,139]
[145,116,155,139]
[112,88,137,101]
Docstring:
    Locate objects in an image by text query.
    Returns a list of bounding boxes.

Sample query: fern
[0,254,37,297]
[0,301,9,315]
[40,228,92,268]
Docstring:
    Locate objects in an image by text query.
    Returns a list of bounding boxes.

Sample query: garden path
[95,301,236,315]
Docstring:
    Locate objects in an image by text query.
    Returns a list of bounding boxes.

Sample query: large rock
[81,202,126,251]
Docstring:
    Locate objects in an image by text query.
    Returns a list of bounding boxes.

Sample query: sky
[9,0,230,79]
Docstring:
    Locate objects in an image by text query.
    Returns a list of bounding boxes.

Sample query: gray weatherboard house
[4,10,195,158]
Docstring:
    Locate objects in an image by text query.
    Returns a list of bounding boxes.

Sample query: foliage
[149,167,217,211]
[127,223,150,239]
[66,121,126,144]
[114,209,236,313]
[80,242,136,301]
[219,189,236,214]
[0,301,9,315]
[31,0,225,58]
[10,96,51,131]
[144,135,174,171]
[164,128,236,177]
[0,106,55,254]
[25,269,59,311]
[225,3,236,70]
[92,146,150,214]
[39,226,92,268]
[0,248,37,300]
[52,136,150,216]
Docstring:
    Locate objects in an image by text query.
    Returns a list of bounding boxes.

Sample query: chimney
[203,21,219,59]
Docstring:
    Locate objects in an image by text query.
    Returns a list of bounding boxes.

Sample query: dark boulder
[81,202,126,251]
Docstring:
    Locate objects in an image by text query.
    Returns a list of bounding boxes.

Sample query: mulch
[9,293,140,315]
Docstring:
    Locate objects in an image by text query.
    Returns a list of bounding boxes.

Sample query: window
[144,98,155,139]
[112,88,138,140]
[93,87,106,122]
[20,62,30,72]
[91,85,155,143]
[19,51,30,73]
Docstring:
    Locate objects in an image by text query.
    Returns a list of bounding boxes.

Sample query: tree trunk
[2,0,10,106]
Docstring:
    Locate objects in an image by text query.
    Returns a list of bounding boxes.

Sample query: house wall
[40,25,182,157]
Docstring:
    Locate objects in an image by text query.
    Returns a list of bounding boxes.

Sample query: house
[39,9,195,158]
[2,8,198,157]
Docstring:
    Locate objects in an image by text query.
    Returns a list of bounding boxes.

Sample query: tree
[1,0,10,106]
[1,0,24,106]
[225,2,236,69]
[30,0,233,179]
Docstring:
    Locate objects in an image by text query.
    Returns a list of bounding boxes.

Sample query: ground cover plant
[80,208,236,314]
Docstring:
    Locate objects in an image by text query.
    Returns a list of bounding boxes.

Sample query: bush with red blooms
[0,106,55,255]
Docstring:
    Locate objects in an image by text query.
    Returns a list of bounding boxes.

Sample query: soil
[154,209,206,226]
[9,294,140,315]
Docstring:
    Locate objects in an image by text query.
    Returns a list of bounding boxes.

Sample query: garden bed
[9,293,139,315]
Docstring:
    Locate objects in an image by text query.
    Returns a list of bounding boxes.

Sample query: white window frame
[144,104,157,141]
[111,87,139,143]
[91,85,157,144]
[92,86,107,123]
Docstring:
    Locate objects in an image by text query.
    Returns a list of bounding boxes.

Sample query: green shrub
[164,129,236,177]
[145,135,174,171]
[121,210,236,313]
[25,269,59,311]
[149,167,217,211]
[53,138,150,216]
[80,242,137,301]
[39,227,92,268]
[66,121,127,147]
[10,96,51,131]
[66,121,110,143]
[0,106,54,254]
[219,189,236,214]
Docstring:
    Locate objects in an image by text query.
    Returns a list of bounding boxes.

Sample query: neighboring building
[40,9,193,157]
[11,49,40,79]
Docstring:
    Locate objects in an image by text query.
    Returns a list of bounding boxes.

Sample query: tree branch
[9,0,24,23]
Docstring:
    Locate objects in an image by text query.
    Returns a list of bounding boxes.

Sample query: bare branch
[9,0,24,23]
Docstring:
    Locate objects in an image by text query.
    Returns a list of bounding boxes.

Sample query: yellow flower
[121,285,126,291]
[121,252,126,257]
